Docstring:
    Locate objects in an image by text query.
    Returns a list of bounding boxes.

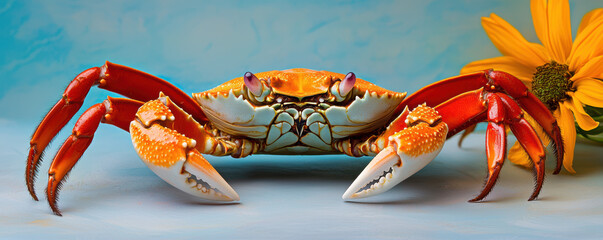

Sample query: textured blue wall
[0,0,600,123]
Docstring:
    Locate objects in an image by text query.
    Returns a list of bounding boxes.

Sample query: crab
[26,62,564,216]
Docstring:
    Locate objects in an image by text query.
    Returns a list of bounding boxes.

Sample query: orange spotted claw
[130,99,239,202]
[343,104,448,200]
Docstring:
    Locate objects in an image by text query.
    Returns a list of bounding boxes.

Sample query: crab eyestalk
[244,71,272,102]
[331,72,356,101]
[340,72,356,96]
[244,72,262,96]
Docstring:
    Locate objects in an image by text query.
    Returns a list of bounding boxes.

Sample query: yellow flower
[461,0,603,173]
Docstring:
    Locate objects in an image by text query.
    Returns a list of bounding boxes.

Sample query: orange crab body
[26,62,563,216]
[193,69,406,154]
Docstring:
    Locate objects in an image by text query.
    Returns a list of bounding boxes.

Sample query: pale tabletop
[1,123,602,239]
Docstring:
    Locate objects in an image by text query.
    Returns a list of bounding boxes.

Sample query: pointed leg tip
[27,184,39,201]
[30,193,39,201]
[528,187,541,201]
[528,189,541,201]
[46,175,65,216]
[51,208,63,217]
[48,196,63,216]
[553,159,562,174]
[26,153,42,202]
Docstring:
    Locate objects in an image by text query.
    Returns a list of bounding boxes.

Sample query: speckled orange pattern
[199,68,397,98]
[406,104,442,125]
[135,99,174,127]
[390,122,447,157]
[130,121,195,168]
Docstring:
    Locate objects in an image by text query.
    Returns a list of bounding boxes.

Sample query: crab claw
[130,100,239,202]
[343,105,448,200]
[149,148,239,202]
[342,144,443,200]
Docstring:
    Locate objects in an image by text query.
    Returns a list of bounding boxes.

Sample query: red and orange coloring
[26,62,563,216]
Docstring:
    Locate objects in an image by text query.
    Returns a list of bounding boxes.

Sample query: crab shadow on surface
[58,154,482,210]
[50,132,603,213]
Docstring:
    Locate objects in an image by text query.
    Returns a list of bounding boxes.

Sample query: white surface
[1,122,602,239]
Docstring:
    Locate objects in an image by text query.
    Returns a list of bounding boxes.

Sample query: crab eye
[244,72,262,96]
[339,72,356,96]
[276,97,283,103]
[319,98,325,103]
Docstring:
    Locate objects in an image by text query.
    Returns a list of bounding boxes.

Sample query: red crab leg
[498,93,546,200]
[436,91,546,201]
[397,70,562,173]
[353,89,547,201]
[46,98,143,215]
[27,68,100,201]
[100,62,206,121]
[468,94,507,202]
[47,95,252,215]
[350,90,486,156]
[380,90,486,142]
[27,62,206,200]
[488,71,563,174]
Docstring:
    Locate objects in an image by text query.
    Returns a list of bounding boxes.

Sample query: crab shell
[192,69,407,154]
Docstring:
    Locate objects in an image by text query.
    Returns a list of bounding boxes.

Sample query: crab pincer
[130,97,239,202]
[343,105,448,200]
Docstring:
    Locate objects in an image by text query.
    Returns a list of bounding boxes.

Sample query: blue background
[1,1,602,239]
[1,0,601,124]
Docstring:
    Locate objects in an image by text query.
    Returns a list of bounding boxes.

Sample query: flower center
[531,61,573,110]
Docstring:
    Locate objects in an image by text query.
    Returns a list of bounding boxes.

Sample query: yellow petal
[567,18,603,71]
[575,91,603,108]
[571,55,603,81]
[556,104,577,173]
[565,93,599,131]
[460,56,535,84]
[577,8,603,36]
[507,142,533,168]
[531,0,549,48]
[532,0,573,62]
[574,78,603,107]
[481,13,549,68]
